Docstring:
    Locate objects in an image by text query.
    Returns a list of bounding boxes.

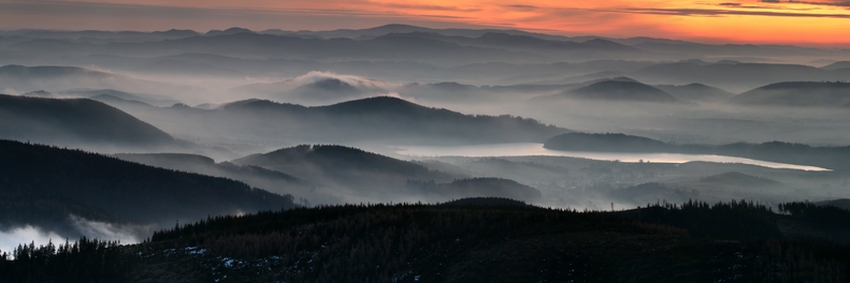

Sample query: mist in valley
[3,24,850,277]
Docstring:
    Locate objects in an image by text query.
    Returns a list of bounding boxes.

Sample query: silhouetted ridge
[0,140,295,234]
[730,81,850,107]
[820,61,850,70]
[317,96,425,114]
[0,94,176,147]
[416,178,543,202]
[581,38,641,52]
[544,132,669,152]
[698,172,779,186]
[569,80,678,102]
[816,199,850,211]
[655,83,734,102]
[441,197,533,207]
[218,98,306,112]
[205,27,255,36]
[533,79,678,102]
[237,144,431,176]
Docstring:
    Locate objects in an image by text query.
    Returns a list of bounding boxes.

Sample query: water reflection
[396,143,831,172]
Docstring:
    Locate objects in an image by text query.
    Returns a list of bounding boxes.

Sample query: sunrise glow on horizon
[1,0,849,46]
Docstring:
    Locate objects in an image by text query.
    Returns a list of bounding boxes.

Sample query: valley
[2,21,850,282]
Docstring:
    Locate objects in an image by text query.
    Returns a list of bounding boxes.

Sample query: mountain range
[109,96,569,146]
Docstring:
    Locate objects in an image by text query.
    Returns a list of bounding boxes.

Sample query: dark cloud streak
[760,0,850,7]
[617,7,850,18]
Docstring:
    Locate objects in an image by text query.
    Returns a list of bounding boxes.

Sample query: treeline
[0,237,129,283]
[405,178,543,202]
[3,200,850,282]
[624,199,783,239]
[147,203,612,282]
[779,201,850,232]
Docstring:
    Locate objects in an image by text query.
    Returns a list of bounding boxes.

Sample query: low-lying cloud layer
[0,215,153,257]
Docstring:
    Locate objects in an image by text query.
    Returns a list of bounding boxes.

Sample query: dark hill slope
[543,133,669,152]
[0,94,177,148]
[113,153,334,204]
[729,81,850,107]
[820,61,850,70]
[213,96,568,144]
[315,96,566,142]
[655,83,735,103]
[816,199,850,211]
[698,172,779,187]
[19,200,848,282]
[0,140,295,233]
[412,178,542,202]
[0,65,185,94]
[233,145,542,202]
[630,62,838,91]
[233,144,449,183]
[535,80,678,102]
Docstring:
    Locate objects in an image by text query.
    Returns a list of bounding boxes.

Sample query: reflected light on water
[396,143,831,172]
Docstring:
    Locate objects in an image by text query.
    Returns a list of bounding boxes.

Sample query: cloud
[506,4,538,10]
[0,225,64,256]
[290,71,398,90]
[2,88,20,95]
[617,7,850,18]
[760,0,850,7]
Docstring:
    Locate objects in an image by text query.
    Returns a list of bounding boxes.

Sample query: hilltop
[729,81,850,107]
[534,80,678,102]
[0,94,179,149]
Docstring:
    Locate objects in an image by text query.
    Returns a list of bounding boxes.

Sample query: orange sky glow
[1,0,849,46]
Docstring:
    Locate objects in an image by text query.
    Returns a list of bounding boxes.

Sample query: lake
[395,142,831,172]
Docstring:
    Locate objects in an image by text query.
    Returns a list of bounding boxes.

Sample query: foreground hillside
[3,200,849,283]
[0,140,296,237]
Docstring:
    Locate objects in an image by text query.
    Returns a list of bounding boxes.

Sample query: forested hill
[216,96,569,144]
[232,145,543,202]
[6,199,849,282]
[730,81,850,107]
[0,140,296,235]
[0,94,178,149]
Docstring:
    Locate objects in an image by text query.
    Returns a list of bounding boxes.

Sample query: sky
[1,0,849,46]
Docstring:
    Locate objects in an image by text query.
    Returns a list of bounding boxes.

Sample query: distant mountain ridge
[533,79,678,102]
[730,81,850,107]
[0,94,179,149]
[655,83,735,103]
[233,145,542,202]
[125,96,568,145]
